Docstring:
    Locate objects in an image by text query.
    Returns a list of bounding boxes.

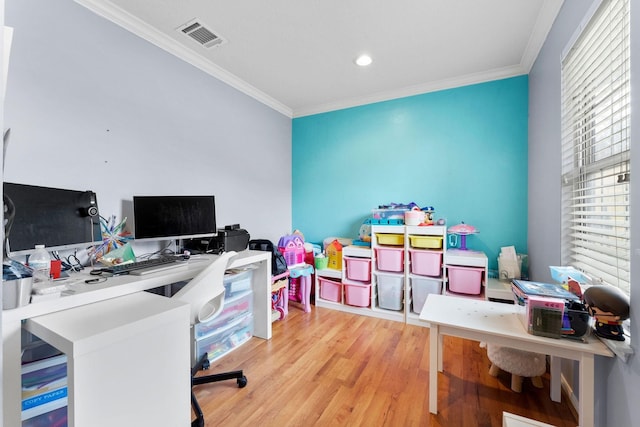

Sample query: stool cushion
[486,344,546,378]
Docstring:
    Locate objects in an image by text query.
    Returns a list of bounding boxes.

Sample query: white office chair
[172,251,248,427]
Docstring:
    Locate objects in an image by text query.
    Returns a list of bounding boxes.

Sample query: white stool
[486,344,546,393]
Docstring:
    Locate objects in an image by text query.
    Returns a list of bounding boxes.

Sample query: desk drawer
[195,313,253,363]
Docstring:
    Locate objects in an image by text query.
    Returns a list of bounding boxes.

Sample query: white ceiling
[76,0,564,118]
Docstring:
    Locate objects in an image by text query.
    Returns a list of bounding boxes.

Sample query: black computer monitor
[4,182,102,256]
[132,195,217,241]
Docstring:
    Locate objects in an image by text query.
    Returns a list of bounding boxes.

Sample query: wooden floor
[194,303,578,427]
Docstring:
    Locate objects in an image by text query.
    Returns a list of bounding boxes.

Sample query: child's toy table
[288,264,314,313]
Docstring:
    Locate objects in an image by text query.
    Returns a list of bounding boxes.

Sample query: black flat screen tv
[132,195,216,241]
[3,182,102,256]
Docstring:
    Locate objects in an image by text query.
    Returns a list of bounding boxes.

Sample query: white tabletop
[420,294,612,359]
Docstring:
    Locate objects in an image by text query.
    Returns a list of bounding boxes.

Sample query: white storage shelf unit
[315,225,448,325]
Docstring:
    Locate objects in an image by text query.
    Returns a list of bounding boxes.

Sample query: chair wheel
[202,359,210,371]
[237,376,248,388]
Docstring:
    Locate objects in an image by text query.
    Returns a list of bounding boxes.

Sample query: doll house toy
[278,234,314,313]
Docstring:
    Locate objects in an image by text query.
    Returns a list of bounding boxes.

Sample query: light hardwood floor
[194,302,578,426]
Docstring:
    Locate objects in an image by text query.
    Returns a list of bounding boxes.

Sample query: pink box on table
[375,247,404,272]
[447,265,483,295]
[409,249,442,276]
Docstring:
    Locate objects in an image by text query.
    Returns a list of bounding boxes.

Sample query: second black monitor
[132,195,216,241]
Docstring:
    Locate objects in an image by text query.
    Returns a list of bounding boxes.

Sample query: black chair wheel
[237,376,248,388]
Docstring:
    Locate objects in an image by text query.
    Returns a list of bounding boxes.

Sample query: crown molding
[74,0,293,118]
[292,65,527,118]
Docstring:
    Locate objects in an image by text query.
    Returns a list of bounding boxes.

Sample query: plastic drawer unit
[195,313,254,364]
[194,290,253,339]
[224,269,254,297]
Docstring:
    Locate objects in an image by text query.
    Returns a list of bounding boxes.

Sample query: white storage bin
[195,313,253,363]
[376,274,404,311]
[194,290,253,338]
[411,277,442,314]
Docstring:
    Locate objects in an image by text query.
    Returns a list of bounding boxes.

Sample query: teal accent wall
[292,76,528,270]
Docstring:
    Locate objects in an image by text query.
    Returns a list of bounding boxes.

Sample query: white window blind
[561,0,630,295]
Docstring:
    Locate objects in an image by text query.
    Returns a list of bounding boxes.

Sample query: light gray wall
[3,0,292,255]
[529,1,639,426]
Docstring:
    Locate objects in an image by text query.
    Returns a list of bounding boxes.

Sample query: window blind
[560,0,630,295]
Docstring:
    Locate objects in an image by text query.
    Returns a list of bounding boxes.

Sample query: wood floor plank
[193,305,579,426]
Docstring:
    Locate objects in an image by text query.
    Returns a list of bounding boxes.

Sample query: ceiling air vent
[178,20,225,48]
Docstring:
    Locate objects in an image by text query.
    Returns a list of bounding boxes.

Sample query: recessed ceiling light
[355,54,373,67]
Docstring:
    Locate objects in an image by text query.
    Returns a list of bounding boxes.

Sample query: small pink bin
[345,256,372,282]
[447,265,484,295]
[344,282,371,307]
[319,277,342,302]
[375,247,404,272]
[409,249,442,277]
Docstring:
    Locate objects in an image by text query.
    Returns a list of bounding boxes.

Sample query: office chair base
[191,353,247,426]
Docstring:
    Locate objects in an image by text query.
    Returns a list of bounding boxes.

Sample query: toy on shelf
[352,219,373,247]
[372,202,436,226]
[447,222,478,250]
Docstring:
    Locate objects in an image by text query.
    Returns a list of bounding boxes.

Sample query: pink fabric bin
[344,282,371,307]
[344,256,372,282]
[447,265,484,295]
[409,249,442,277]
[318,277,342,302]
[375,247,404,272]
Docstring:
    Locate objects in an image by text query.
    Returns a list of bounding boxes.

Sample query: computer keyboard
[98,256,186,276]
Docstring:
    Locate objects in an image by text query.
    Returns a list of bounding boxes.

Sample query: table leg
[438,331,444,372]
[3,319,23,427]
[579,353,595,427]
[429,323,439,414]
[549,356,562,402]
[301,275,311,313]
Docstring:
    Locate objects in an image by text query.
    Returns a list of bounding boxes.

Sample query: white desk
[420,294,613,427]
[2,250,271,427]
[25,292,190,426]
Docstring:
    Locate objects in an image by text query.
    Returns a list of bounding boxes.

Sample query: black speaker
[80,192,99,217]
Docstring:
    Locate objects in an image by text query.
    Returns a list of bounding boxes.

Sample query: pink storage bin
[345,256,372,282]
[344,282,371,307]
[447,265,484,295]
[319,277,342,302]
[375,247,404,272]
[409,249,442,277]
